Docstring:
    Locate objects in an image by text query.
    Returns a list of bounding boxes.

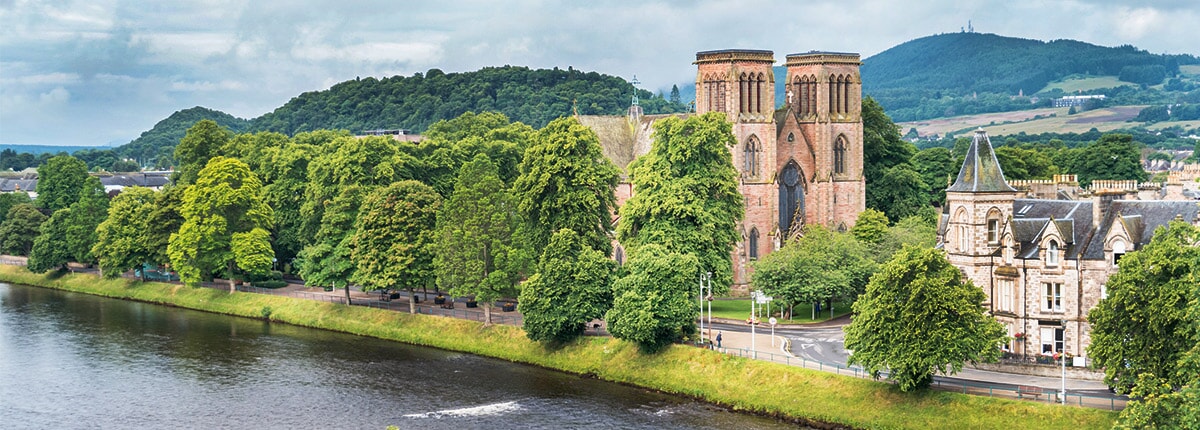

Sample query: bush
[252,280,289,289]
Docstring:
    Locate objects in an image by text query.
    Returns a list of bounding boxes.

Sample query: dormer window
[1045,240,1059,267]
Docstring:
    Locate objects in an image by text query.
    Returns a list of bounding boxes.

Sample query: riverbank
[0,266,1116,429]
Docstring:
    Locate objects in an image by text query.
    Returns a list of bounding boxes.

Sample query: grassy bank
[0,265,1116,429]
[708,298,851,324]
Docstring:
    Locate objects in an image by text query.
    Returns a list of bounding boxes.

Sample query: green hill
[115,106,250,168]
[862,32,1199,122]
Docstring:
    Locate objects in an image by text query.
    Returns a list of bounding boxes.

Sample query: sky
[2,0,1198,147]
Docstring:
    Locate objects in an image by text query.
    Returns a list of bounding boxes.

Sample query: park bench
[1017,385,1044,400]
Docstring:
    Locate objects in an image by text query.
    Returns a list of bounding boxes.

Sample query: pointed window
[749,228,759,259]
[1045,240,1059,267]
[744,136,760,177]
[779,161,805,235]
[833,136,847,175]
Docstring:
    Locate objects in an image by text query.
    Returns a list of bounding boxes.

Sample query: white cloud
[38,87,70,105]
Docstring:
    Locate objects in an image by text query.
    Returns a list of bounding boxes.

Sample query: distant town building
[1052,95,1106,108]
[938,130,1199,363]
[358,129,423,143]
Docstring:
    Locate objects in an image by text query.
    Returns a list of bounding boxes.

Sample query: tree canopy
[35,155,89,213]
[351,180,442,313]
[606,244,700,353]
[93,187,159,279]
[751,225,875,319]
[519,229,616,343]
[0,203,47,255]
[845,245,1006,391]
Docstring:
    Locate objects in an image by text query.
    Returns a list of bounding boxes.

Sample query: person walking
[716,331,723,348]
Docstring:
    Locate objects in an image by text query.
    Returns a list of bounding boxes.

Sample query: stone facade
[940,130,1200,361]
[586,49,866,291]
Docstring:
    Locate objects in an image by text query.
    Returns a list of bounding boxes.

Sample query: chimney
[1092,191,1121,229]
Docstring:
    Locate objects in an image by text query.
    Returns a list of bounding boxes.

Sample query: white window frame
[1043,282,1062,312]
[987,219,999,244]
[1003,237,1013,265]
[1040,327,1064,355]
[1045,240,1059,267]
[1112,240,1126,267]
[998,279,1014,313]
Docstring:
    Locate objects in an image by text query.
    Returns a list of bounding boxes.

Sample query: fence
[714,346,1125,411]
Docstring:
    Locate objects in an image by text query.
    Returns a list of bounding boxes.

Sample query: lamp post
[698,272,705,345]
[1061,319,1067,405]
[706,272,713,343]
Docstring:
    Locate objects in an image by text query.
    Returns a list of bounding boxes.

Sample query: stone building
[939,129,1200,361]
[583,49,866,290]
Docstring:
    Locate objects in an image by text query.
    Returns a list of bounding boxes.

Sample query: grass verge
[0,265,1116,430]
[707,298,851,324]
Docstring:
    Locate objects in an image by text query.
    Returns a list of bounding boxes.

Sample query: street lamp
[705,272,713,344]
[698,272,712,346]
[1061,319,1067,405]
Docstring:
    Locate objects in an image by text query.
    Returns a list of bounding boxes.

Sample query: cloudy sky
[2,0,1198,147]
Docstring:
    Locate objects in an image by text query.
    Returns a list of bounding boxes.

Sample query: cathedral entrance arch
[779,160,805,237]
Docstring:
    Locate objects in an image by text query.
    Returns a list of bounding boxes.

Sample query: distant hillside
[250,65,686,136]
[116,107,250,167]
[862,32,1199,122]
[0,144,112,155]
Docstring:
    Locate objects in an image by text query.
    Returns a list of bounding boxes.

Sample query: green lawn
[704,298,851,324]
[1038,75,1132,93]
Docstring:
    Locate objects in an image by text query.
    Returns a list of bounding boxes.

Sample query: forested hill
[116,107,250,167]
[250,66,686,135]
[862,32,1198,121]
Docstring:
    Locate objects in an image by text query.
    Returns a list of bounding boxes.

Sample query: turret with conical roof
[947,129,1016,193]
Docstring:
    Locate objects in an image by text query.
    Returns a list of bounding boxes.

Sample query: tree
[434,154,523,325]
[911,147,955,204]
[1088,221,1200,394]
[871,165,929,223]
[862,97,918,215]
[351,180,442,314]
[606,244,700,353]
[109,159,140,172]
[0,192,32,225]
[512,116,620,256]
[850,208,889,245]
[751,225,875,319]
[168,156,274,291]
[173,120,233,185]
[294,186,365,303]
[518,229,616,343]
[35,155,88,212]
[669,85,681,105]
[872,214,938,264]
[0,203,47,255]
[617,112,743,292]
[27,208,72,273]
[92,187,158,279]
[1068,133,1148,187]
[63,177,108,265]
[845,245,1006,391]
[144,185,184,268]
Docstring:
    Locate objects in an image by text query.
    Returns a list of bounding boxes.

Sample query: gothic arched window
[828,76,837,114]
[834,135,847,175]
[749,228,759,260]
[779,161,805,235]
[744,136,760,177]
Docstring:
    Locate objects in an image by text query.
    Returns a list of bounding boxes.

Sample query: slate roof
[1010,198,1092,260]
[0,178,37,193]
[947,130,1017,193]
[1081,200,1200,260]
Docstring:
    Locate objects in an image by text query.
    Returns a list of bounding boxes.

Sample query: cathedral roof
[576,114,688,170]
[1081,200,1200,260]
[946,130,1017,193]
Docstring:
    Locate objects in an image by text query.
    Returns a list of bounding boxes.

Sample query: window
[833,136,847,175]
[1040,327,1064,355]
[1003,237,1013,265]
[1043,282,1062,312]
[787,132,794,142]
[987,219,999,244]
[1112,240,1126,267]
[749,228,759,260]
[1045,240,1059,267]
[1003,325,1014,351]
[998,279,1015,313]
[743,137,760,177]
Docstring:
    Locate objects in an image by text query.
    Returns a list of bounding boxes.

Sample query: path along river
[0,283,801,429]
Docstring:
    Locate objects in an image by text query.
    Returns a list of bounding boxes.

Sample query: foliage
[617,112,743,293]
[299,135,415,243]
[850,208,889,245]
[350,180,442,301]
[1088,221,1200,395]
[92,187,159,278]
[173,120,234,185]
[294,186,365,291]
[862,97,922,221]
[0,203,47,255]
[34,155,89,212]
[116,107,250,169]
[910,147,956,204]
[993,145,1058,180]
[0,192,32,225]
[518,229,616,343]
[751,225,875,319]
[871,215,938,264]
[434,154,523,324]
[168,156,274,289]
[251,66,687,136]
[144,185,184,267]
[27,208,72,273]
[845,245,1006,391]
[412,111,532,197]
[606,244,700,353]
[1061,133,1148,187]
[512,116,620,255]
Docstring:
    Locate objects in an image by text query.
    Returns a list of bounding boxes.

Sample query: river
[0,283,801,429]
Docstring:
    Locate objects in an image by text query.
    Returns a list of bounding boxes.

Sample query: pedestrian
[716,331,723,348]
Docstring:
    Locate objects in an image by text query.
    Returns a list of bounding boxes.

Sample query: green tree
[751,225,875,319]
[512,116,620,256]
[518,229,616,343]
[872,214,938,264]
[294,186,365,303]
[911,147,955,204]
[862,97,918,215]
[1068,133,1148,187]
[850,208,889,245]
[92,187,158,279]
[144,185,184,268]
[0,192,32,225]
[63,177,108,265]
[168,156,275,291]
[871,165,929,223]
[35,155,88,212]
[0,203,47,255]
[606,244,700,353]
[617,112,743,292]
[173,120,233,185]
[669,85,681,105]
[434,154,523,324]
[27,208,72,273]
[845,245,1006,391]
[351,180,442,314]
[1088,221,1200,394]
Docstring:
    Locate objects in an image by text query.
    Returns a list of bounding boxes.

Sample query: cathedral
[580,49,866,289]
[939,129,1199,362]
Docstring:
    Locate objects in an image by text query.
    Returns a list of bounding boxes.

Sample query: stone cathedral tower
[694,50,865,285]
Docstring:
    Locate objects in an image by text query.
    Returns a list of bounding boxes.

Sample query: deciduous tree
[351,180,442,314]
[1088,221,1200,394]
[64,177,108,265]
[173,120,233,185]
[168,156,274,291]
[606,244,699,353]
[751,225,875,319]
[519,229,615,343]
[0,203,47,255]
[845,245,1005,391]
[35,155,88,212]
[617,112,743,293]
[92,187,158,279]
[27,208,72,273]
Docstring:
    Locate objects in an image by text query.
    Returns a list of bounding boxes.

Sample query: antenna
[630,75,640,107]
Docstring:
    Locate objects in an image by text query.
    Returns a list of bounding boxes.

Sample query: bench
[1017,385,1044,400]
